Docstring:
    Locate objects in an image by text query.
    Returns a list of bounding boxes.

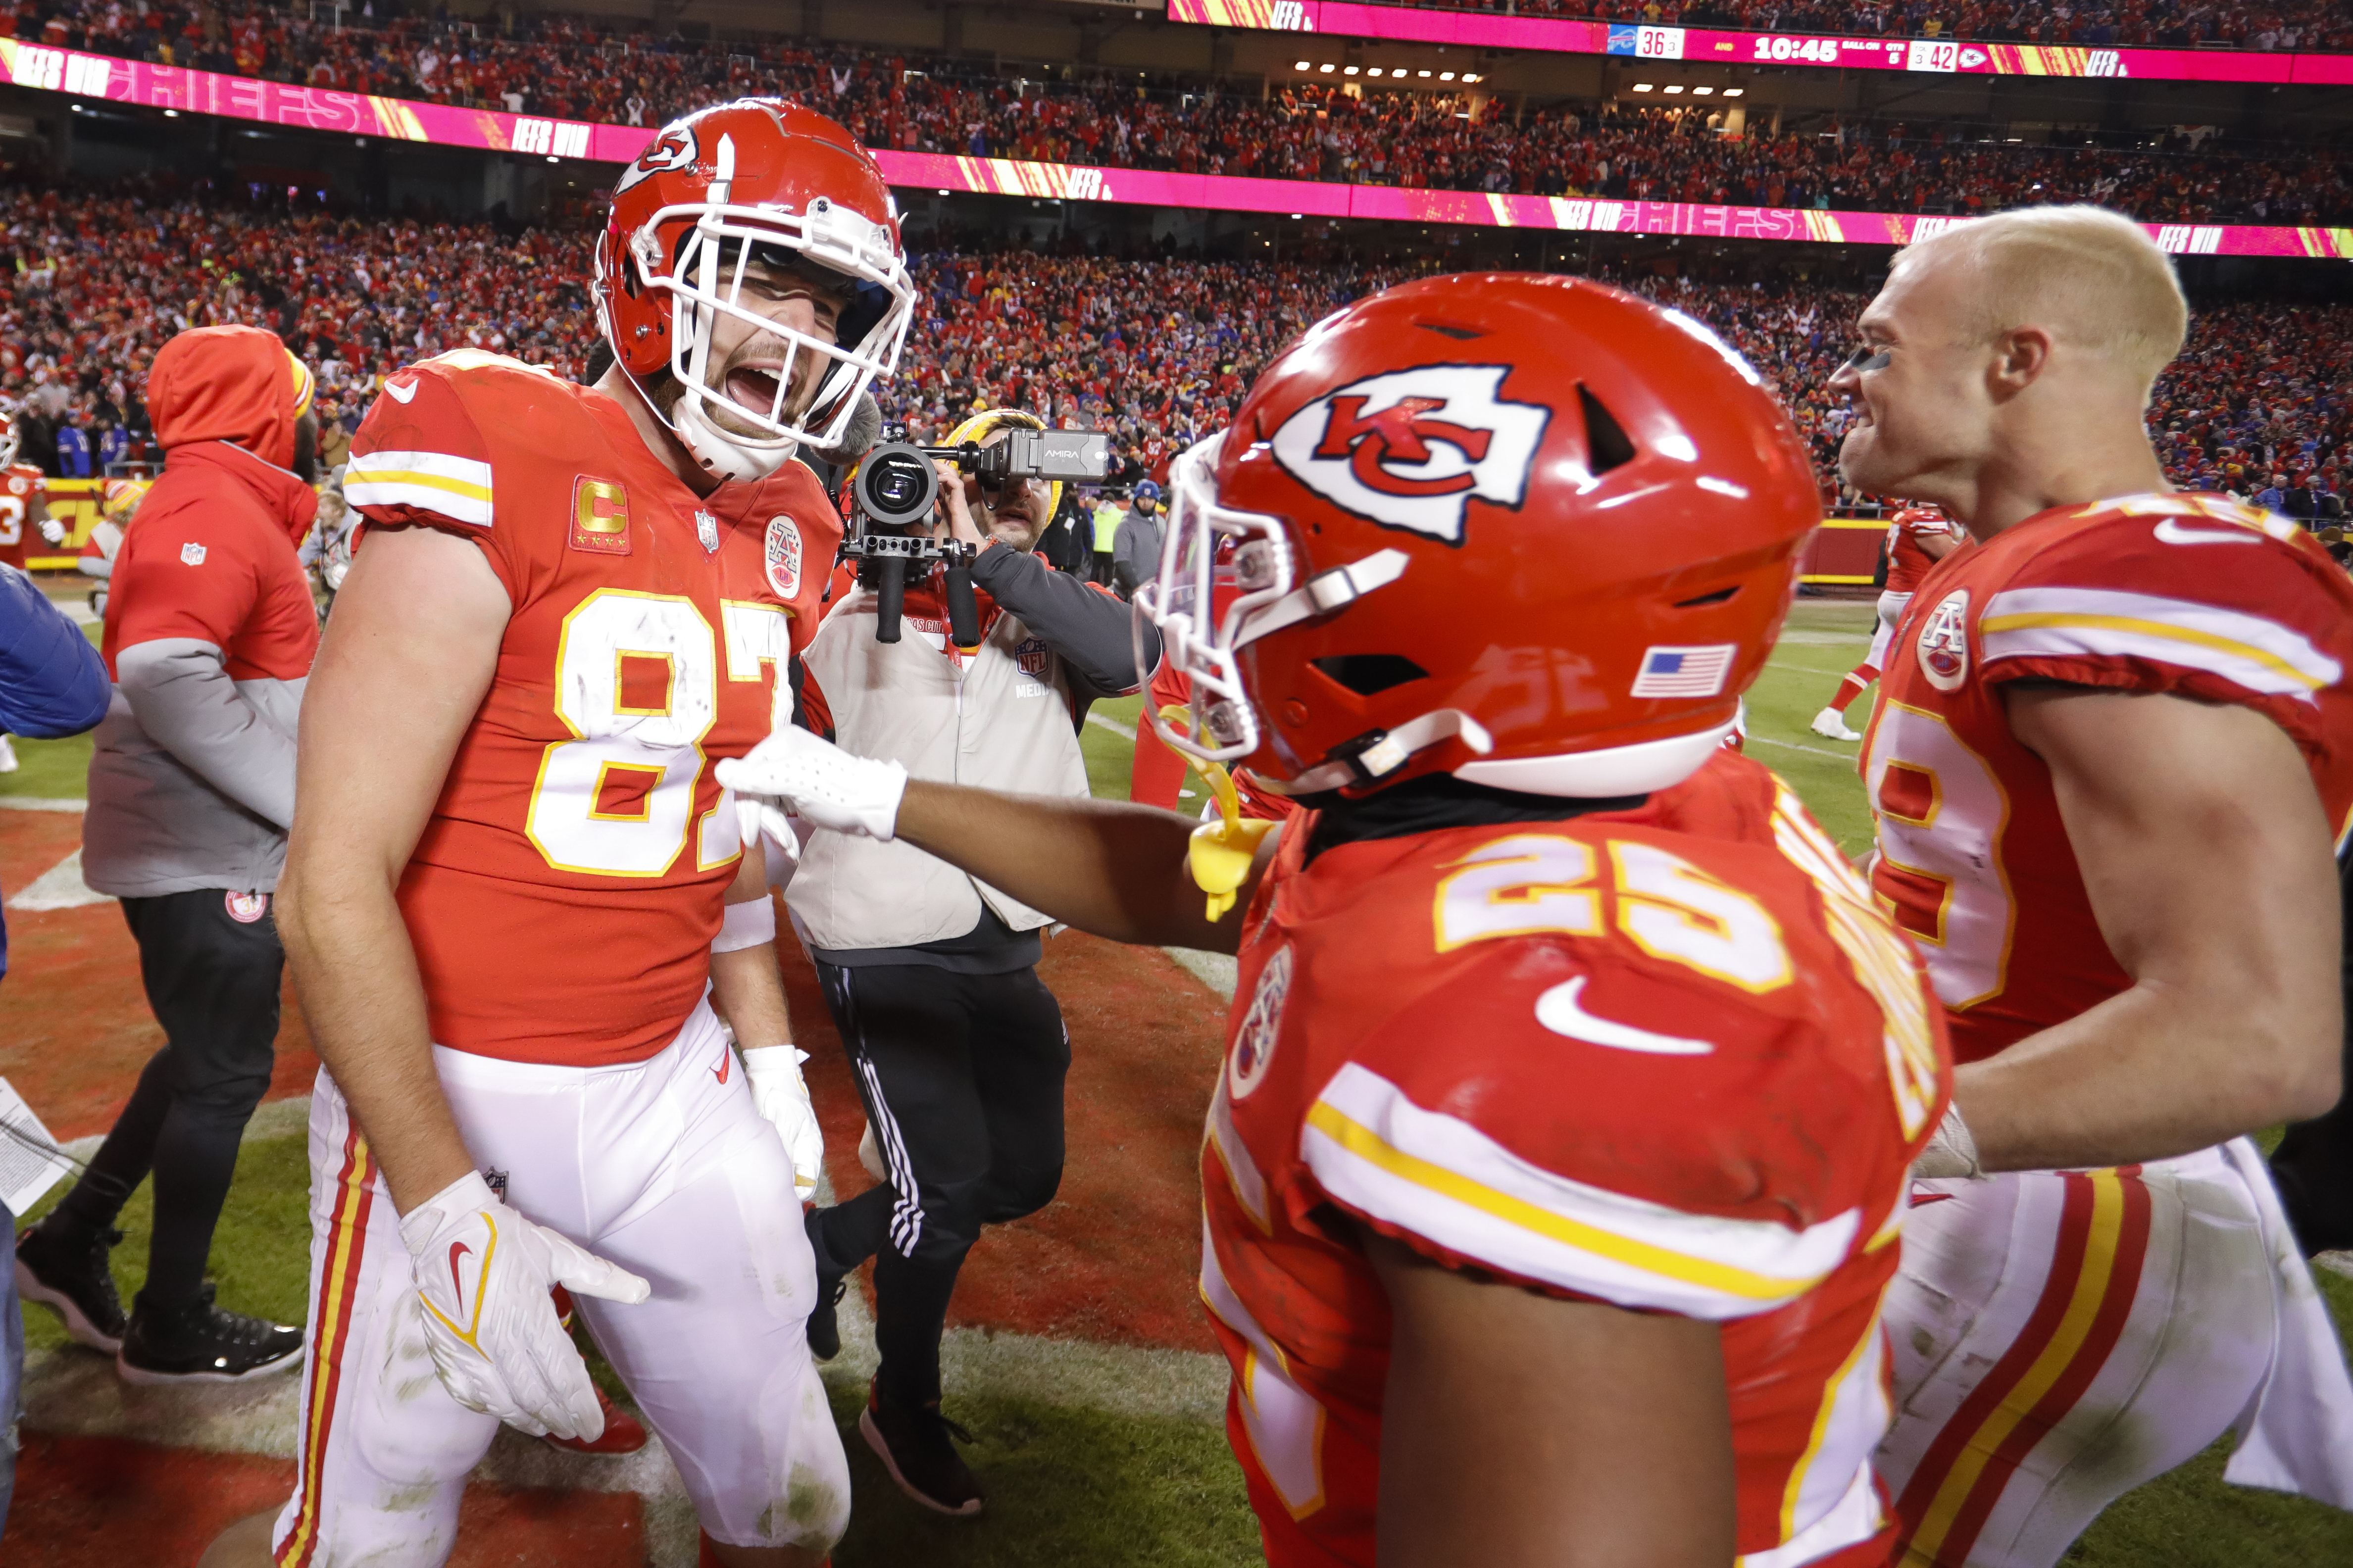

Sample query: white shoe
[1810,707,1862,742]
[0,734,18,773]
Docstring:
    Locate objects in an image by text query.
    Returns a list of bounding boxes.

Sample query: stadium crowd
[1375,0,2353,54]
[0,177,2340,512]
[5,2,2349,223]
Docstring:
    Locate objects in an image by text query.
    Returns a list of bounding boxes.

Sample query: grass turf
[18,594,2353,1565]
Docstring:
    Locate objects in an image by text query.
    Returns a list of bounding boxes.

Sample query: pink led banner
[4,39,2344,259]
[1172,0,2353,87]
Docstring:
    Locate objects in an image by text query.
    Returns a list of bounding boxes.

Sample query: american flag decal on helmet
[1631,644,1737,698]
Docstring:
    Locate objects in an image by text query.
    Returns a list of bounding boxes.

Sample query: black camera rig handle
[842,532,981,649]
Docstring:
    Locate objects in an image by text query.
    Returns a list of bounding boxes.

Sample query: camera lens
[854,442,940,528]
[874,462,920,507]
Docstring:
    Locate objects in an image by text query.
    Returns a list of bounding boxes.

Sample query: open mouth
[724,365,783,415]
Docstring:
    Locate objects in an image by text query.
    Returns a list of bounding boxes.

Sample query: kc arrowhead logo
[1270,366,1549,545]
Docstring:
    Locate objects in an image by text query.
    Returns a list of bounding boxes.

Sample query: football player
[1834,205,2353,1567]
[721,275,1952,1567]
[198,100,913,1568]
[1810,502,1962,742]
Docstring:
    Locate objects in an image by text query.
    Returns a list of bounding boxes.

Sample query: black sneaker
[116,1284,304,1384]
[15,1223,128,1353]
[805,1208,848,1362]
[859,1381,983,1517]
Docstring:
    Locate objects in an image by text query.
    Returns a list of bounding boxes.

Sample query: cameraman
[788,408,1157,1518]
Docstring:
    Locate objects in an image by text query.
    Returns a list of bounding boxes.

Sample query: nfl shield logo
[1014,637,1050,677]
[765,515,803,600]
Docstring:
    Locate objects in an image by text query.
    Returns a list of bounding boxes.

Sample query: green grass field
[16,592,2353,1565]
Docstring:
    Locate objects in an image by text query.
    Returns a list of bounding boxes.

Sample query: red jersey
[0,462,44,567]
[345,352,840,1066]
[1203,750,1948,1568]
[1864,492,2353,1062]
[1882,506,1956,596]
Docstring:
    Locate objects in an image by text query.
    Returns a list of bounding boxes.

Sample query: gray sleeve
[115,638,299,830]
[968,543,1161,698]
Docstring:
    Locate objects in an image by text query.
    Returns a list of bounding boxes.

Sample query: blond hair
[1896,206,2188,398]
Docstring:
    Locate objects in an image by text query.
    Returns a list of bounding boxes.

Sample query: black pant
[811,960,1069,1407]
[48,888,282,1310]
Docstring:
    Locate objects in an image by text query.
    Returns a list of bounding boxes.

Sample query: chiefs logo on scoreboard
[1270,366,1549,545]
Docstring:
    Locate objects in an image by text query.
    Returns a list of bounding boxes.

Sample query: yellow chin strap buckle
[1163,704,1279,922]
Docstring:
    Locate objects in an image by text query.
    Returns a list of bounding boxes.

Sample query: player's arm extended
[277,526,510,1214]
[1957,687,2343,1172]
[710,837,791,1050]
[1363,1230,1735,1568]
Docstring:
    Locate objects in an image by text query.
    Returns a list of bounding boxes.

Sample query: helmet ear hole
[1310,654,1431,697]
[1578,385,1638,475]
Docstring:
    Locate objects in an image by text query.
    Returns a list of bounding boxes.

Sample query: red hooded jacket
[85,325,321,898]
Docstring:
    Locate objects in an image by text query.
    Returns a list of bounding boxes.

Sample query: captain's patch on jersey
[1229,945,1294,1101]
[1916,589,1972,692]
[570,477,631,556]
[1630,643,1735,698]
[764,514,803,599]
[1269,366,1549,545]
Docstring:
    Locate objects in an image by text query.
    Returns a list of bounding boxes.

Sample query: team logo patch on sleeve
[1630,643,1735,698]
[764,514,803,599]
[1916,589,1972,692]
[1228,946,1294,1101]
[570,477,631,555]
[1269,366,1549,545]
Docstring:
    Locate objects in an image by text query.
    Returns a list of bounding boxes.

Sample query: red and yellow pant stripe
[275,1125,379,1568]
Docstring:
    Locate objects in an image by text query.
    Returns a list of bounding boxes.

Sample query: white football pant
[1880,1140,2353,1568]
[270,1001,849,1567]
[1865,589,1910,673]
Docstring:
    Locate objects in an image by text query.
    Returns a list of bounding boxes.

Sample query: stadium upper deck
[0,0,2346,256]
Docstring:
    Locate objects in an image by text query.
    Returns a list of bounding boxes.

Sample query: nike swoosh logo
[385,379,418,403]
[2153,517,2260,546]
[1534,976,1712,1056]
[1909,1191,1960,1208]
[714,1051,731,1085]
[448,1240,472,1299]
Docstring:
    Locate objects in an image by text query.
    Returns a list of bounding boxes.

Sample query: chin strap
[1265,708,1498,798]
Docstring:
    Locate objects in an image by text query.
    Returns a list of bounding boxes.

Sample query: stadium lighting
[1290,213,1303,219]
[1723,88,1745,97]
[163,109,178,117]
[1692,86,1713,95]
[1462,74,1481,83]
[1663,84,1686,94]
[1319,63,1335,73]
[939,188,951,195]
[546,154,559,162]
[1439,70,1455,80]
[1365,67,1382,77]
[1417,69,1432,78]
[1632,82,1654,92]
[1295,60,1311,70]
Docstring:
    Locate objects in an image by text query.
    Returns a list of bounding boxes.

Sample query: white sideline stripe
[1748,734,1858,762]
[5,848,113,910]
[1085,710,1138,740]
[0,795,86,812]
[22,1110,1227,1568]
[1162,946,1238,1002]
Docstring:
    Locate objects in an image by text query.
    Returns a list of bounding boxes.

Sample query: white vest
[785,584,1092,951]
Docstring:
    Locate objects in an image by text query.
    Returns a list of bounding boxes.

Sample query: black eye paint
[1846,346,1892,372]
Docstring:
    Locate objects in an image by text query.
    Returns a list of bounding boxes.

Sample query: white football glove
[36,517,64,545]
[399,1171,651,1440]
[715,726,907,844]
[743,1045,825,1198]
[1911,1102,1988,1182]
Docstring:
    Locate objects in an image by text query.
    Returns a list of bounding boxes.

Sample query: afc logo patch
[1915,588,1972,692]
[1269,365,1549,545]
[765,514,803,600]
[570,477,630,555]
[1228,945,1294,1102]
[1013,637,1051,677]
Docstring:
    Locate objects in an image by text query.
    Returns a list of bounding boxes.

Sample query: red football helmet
[594,98,913,480]
[1136,274,1821,798]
